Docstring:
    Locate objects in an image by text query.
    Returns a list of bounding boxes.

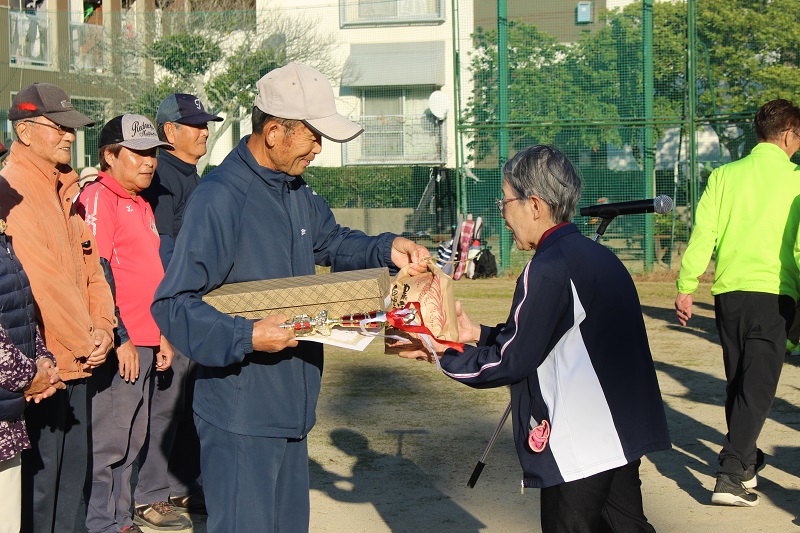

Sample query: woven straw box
[203,268,391,319]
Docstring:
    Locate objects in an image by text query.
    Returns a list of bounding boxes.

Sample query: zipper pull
[520,479,525,494]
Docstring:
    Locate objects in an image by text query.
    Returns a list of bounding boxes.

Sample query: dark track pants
[85,347,153,533]
[195,415,309,533]
[135,350,201,504]
[21,380,89,533]
[714,291,793,477]
[540,459,655,533]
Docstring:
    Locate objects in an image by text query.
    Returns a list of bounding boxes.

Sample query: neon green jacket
[677,142,800,299]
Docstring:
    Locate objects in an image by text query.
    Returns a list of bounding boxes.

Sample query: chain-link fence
[2,1,798,274]
[457,0,800,273]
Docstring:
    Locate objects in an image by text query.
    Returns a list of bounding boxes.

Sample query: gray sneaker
[133,501,192,531]
[741,448,765,489]
[711,473,759,507]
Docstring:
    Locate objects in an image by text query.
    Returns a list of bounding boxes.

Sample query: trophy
[279,310,411,337]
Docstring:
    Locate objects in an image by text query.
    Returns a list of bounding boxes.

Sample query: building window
[343,87,445,165]
[8,0,53,67]
[340,0,444,28]
[70,0,105,72]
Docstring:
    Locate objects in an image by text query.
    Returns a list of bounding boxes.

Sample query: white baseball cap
[254,62,364,143]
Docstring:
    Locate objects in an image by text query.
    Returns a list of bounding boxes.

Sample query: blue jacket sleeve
[151,183,254,367]
[439,262,570,388]
[158,234,175,270]
[306,186,395,272]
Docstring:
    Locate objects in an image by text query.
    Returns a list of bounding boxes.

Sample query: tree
[79,4,339,174]
[465,1,800,167]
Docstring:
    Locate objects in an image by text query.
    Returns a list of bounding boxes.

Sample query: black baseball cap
[99,114,174,151]
[156,94,222,126]
[9,83,94,128]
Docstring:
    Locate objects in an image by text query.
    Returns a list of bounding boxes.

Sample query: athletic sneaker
[786,339,800,356]
[711,473,759,507]
[742,448,765,489]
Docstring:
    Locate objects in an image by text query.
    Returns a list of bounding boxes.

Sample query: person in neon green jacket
[675,99,800,508]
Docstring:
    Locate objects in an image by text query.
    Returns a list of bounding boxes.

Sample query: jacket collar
[157,149,197,178]
[236,135,298,188]
[95,171,135,200]
[535,222,580,255]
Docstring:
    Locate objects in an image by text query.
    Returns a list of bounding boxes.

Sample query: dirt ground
[142,277,800,533]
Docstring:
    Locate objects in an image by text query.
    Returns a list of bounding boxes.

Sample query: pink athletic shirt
[77,172,164,346]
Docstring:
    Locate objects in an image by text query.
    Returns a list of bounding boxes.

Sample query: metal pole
[451,0,465,220]
[643,0,655,270]
[687,0,698,228]
[497,0,511,271]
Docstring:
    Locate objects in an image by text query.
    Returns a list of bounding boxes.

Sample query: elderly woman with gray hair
[423,145,671,532]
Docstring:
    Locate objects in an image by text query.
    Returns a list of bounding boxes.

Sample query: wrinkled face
[269,121,323,176]
[16,117,76,167]
[106,146,158,195]
[500,180,538,251]
[166,122,209,164]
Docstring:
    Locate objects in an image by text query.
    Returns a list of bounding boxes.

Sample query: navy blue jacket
[152,136,395,438]
[0,232,38,421]
[440,224,670,488]
[141,149,200,269]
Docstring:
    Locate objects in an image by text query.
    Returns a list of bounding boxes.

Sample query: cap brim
[44,109,95,128]
[177,112,223,125]
[305,115,364,143]
[119,139,175,151]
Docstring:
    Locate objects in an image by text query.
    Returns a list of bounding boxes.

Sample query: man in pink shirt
[76,114,184,533]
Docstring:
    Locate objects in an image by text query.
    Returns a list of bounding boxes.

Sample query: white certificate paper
[297,326,377,351]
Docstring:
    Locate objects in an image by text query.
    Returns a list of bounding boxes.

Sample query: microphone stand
[466,216,615,488]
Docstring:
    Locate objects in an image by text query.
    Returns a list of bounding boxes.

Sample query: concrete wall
[331,208,413,235]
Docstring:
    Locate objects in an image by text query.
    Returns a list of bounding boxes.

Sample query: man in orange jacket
[0,82,115,532]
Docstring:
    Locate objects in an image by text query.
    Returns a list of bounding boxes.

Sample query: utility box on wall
[576,1,593,24]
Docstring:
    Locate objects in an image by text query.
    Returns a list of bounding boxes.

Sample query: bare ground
[142,277,800,533]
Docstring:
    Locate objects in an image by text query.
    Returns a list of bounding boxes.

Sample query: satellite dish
[428,90,449,120]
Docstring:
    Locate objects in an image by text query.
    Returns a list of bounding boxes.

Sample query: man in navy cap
[135,94,222,526]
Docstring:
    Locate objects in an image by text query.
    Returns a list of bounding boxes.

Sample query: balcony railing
[70,22,105,72]
[340,0,444,27]
[8,10,52,67]
[343,114,445,165]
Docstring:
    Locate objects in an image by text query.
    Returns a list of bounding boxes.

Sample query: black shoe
[170,491,207,514]
[742,448,765,489]
[711,473,759,507]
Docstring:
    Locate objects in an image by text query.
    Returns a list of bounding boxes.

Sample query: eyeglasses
[23,120,75,136]
[494,197,520,215]
[781,128,800,140]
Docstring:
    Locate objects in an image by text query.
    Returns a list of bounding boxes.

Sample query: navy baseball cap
[156,94,222,126]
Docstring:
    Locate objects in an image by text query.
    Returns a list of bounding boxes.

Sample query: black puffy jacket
[0,231,38,421]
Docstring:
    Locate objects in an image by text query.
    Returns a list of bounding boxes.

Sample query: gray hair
[502,145,582,224]
[157,121,183,142]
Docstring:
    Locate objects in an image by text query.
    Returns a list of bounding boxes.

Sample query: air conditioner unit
[577,1,593,24]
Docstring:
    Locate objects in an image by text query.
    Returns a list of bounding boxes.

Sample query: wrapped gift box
[203,267,391,319]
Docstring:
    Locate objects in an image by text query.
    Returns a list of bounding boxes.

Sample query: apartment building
[0,0,158,168]
[268,0,467,169]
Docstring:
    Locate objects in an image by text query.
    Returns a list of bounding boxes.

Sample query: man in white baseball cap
[151,62,431,532]
[254,61,363,143]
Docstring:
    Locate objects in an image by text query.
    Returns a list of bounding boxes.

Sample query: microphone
[580,195,673,218]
